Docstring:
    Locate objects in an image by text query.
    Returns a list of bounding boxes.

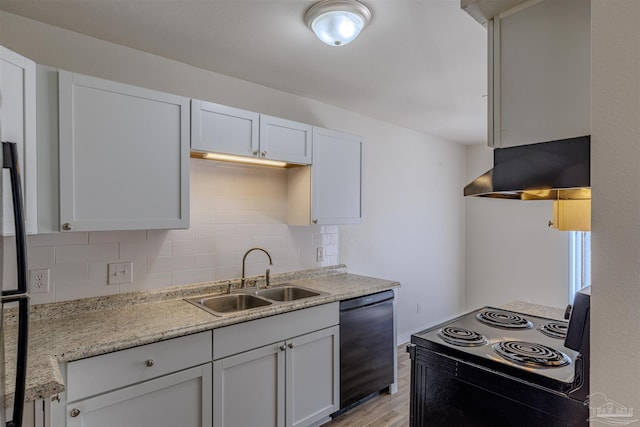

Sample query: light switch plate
[108,262,133,285]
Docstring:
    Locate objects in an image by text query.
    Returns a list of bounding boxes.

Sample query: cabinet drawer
[66,331,212,401]
[214,302,338,360]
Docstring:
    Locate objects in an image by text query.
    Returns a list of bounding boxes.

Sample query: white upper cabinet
[58,71,190,232]
[191,99,312,165]
[191,100,259,157]
[260,115,312,164]
[288,127,363,225]
[489,0,591,147]
[0,46,37,235]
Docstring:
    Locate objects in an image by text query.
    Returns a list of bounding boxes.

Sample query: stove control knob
[564,304,572,320]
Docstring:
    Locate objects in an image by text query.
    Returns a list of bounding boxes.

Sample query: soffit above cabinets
[461,0,534,26]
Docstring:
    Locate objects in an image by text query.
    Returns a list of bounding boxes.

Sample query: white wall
[0,11,467,343]
[465,144,570,309]
[340,125,467,344]
[591,0,640,413]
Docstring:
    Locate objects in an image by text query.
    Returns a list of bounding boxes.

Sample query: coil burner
[436,327,488,347]
[538,321,568,339]
[492,341,571,368]
[476,310,533,329]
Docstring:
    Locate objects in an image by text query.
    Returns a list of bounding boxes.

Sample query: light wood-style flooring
[324,345,411,427]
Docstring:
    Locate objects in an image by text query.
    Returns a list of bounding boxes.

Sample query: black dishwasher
[335,289,395,415]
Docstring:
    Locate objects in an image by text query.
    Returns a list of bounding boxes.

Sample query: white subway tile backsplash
[27,246,55,268]
[189,210,216,225]
[56,279,119,302]
[89,230,147,244]
[124,272,172,292]
[51,263,90,283]
[120,240,171,260]
[171,268,215,286]
[192,225,235,239]
[147,228,195,242]
[147,255,195,273]
[171,239,216,256]
[22,159,339,303]
[55,244,119,264]
[214,265,242,281]
[28,232,89,247]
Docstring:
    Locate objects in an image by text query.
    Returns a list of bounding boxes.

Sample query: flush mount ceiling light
[305,0,372,47]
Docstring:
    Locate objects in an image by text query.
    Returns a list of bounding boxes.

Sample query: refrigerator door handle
[2,141,28,296]
[2,141,30,427]
[2,295,29,427]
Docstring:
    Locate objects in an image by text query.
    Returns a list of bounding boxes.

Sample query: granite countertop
[501,301,568,320]
[3,265,400,407]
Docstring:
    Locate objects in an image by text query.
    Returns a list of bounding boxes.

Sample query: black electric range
[408,306,589,427]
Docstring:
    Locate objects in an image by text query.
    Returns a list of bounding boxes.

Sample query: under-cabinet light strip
[202,152,287,167]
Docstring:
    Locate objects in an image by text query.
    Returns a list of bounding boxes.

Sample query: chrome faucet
[241,247,273,288]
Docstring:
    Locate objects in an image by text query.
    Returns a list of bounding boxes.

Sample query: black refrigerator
[1,141,30,427]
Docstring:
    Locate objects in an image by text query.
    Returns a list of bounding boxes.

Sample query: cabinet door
[58,71,189,231]
[213,342,285,427]
[312,127,363,225]
[191,99,259,157]
[286,326,339,427]
[490,0,590,147]
[66,364,212,427]
[0,46,37,235]
[259,115,312,165]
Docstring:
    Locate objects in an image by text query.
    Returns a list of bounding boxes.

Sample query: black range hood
[464,135,590,200]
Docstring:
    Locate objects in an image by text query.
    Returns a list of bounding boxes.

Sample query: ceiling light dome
[305,0,372,47]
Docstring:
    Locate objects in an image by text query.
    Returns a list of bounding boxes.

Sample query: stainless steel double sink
[185,284,328,317]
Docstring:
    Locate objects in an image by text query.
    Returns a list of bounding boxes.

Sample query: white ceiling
[0,0,488,144]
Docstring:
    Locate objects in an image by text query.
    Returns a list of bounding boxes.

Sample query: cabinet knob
[261,151,267,158]
[253,150,259,156]
[145,359,155,367]
[312,219,318,224]
[62,222,72,231]
[279,344,286,351]
[288,343,294,349]
[70,408,81,418]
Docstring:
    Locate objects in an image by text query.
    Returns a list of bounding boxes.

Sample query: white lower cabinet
[66,364,212,427]
[213,303,340,427]
[65,365,211,427]
[213,342,285,427]
[213,326,339,427]
[51,304,339,427]
[286,327,340,427]
[53,331,212,427]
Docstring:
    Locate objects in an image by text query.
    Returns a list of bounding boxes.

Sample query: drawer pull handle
[70,408,80,418]
[145,359,155,367]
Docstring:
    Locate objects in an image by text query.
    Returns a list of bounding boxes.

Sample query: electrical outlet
[108,262,133,285]
[316,247,325,263]
[29,269,50,294]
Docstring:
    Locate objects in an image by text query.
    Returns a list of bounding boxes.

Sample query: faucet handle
[265,268,271,288]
